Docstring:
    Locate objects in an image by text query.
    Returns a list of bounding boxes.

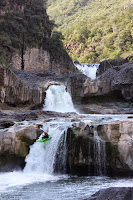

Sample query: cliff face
[0,66,44,105]
[66,118,133,176]
[0,0,74,74]
[0,66,70,105]
[11,47,74,74]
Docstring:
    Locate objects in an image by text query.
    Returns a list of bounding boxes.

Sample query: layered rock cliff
[0,0,74,74]
[0,66,69,105]
[66,118,133,176]
[0,61,133,108]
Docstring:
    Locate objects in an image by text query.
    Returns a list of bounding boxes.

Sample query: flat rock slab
[85,187,133,200]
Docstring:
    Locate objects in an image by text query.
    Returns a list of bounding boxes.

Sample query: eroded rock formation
[12,47,74,74]
[0,61,133,109]
[65,118,133,176]
[0,66,69,105]
[70,62,133,102]
[97,58,129,76]
[0,122,40,171]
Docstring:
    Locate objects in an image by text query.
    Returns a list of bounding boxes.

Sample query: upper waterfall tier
[74,63,99,79]
[43,85,77,113]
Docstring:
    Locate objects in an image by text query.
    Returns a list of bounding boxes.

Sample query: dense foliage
[0,0,65,66]
[47,0,133,62]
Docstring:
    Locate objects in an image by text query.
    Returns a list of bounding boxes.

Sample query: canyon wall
[66,118,133,176]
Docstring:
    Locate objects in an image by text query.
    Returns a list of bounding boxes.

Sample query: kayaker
[42,132,49,139]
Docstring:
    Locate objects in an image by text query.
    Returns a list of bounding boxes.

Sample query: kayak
[36,133,52,142]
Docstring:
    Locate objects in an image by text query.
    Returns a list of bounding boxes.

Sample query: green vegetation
[0,0,65,68]
[47,0,133,62]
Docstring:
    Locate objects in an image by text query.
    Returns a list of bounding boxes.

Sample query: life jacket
[45,132,48,137]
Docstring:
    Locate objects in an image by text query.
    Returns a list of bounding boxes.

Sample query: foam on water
[24,120,72,174]
[43,85,77,113]
[0,171,60,192]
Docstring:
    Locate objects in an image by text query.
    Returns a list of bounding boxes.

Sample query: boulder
[85,187,133,200]
[0,124,40,171]
[97,58,129,75]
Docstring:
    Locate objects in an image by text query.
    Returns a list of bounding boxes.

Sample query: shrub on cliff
[47,0,133,63]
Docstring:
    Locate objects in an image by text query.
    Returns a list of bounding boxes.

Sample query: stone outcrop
[0,66,69,106]
[0,66,44,105]
[12,47,74,74]
[85,187,133,200]
[97,58,129,76]
[99,119,133,172]
[0,122,40,171]
[65,118,133,176]
[69,62,133,102]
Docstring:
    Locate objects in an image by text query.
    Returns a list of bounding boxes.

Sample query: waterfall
[74,63,99,79]
[43,85,77,113]
[93,126,106,175]
[24,120,72,174]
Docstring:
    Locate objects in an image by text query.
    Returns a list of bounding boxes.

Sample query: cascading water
[1,115,133,200]
[93,126,106,175]
[43,85,77,113]
[24,120,72,174]
[74,63,99,80]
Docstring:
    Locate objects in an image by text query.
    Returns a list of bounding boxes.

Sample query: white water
[74,63,99,79]
[43,85,77,113]
[24,120,72,174]
[93,126,106,175]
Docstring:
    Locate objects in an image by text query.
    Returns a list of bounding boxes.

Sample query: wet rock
[66,118,133,176]
[0,121,14,129]
[0,124,39,171]
[85,187,133,200]
[98,119,133,173]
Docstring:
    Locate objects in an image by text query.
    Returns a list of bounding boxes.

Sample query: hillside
[47,0,133,63]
